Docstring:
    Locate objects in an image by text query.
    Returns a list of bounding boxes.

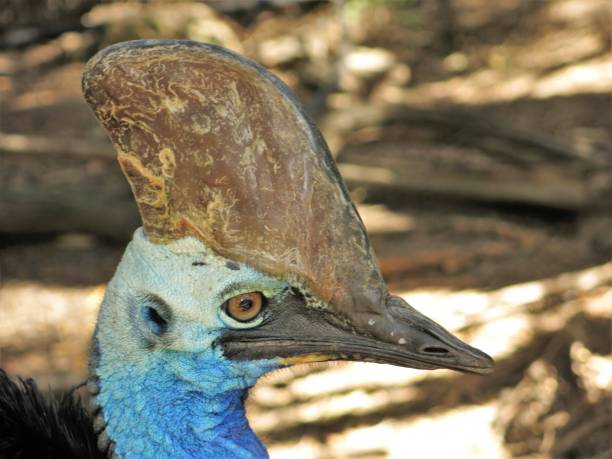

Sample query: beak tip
[464,350,495,374]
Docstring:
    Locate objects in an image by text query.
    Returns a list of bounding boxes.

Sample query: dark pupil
[238,298,253,311]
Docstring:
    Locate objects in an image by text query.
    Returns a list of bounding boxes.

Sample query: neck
[94,348,270,458]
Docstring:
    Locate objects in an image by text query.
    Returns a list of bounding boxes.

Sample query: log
[0,152,138,240]
[333,113,612,211]
[321,103,611,210]
[338,160,593,210]
[1,189,139,240]
[322,103,601,165]
[378,241,512,277]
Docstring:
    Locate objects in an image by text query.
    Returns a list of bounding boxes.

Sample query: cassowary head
[82,40,493,457]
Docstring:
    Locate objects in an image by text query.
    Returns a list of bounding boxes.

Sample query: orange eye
[225,292,264,322]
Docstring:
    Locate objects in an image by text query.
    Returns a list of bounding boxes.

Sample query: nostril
[422,346,449,355]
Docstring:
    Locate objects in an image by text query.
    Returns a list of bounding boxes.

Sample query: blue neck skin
[95,344,279,458]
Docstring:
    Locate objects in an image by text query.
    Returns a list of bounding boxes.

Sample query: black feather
[0,369,107,459]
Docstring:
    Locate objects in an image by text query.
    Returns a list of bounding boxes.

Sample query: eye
[224,292,264,323]
[142,305,168,336]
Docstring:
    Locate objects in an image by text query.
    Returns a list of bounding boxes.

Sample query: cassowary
[0,40,493,458]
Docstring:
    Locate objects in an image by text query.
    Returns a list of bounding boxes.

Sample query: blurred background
[0,0,611,457]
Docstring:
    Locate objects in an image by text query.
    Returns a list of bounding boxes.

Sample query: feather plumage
[0,370,107,459]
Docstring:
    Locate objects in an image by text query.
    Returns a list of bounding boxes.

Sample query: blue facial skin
[97,339,279,459]
[92,230,293,458]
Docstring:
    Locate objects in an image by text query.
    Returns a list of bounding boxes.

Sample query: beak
[221,292,494,374]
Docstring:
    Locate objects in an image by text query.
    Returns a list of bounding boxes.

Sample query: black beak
[221,291,494,374]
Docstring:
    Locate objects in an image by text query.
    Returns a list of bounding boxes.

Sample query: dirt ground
[1,1,611,458]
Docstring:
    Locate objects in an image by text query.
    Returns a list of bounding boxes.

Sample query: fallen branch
[338,160,596,210]
[322,103,600,165]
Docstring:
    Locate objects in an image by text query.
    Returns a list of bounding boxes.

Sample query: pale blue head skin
[93,228,291,458]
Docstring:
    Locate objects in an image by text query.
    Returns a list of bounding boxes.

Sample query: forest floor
[1,0,611,457]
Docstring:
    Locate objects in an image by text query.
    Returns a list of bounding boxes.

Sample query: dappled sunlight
[9,63,85,111]
[381,0,611,107]
[570,341,612,400]
[396,55,612,106]
[532,56,612,98]
[0,282,103,386]
[1,0,610,456]
[329,403,507,459]
[356,204,416,234]
[268,403,508,459]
